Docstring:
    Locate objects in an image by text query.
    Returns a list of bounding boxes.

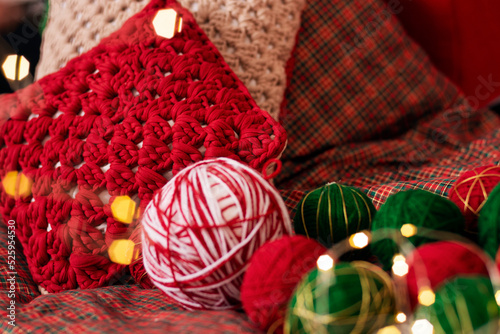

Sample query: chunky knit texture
[36,0,305,119]
[0,0,286,292]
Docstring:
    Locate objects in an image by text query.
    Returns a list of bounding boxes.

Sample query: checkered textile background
[275,0,500,190]
[2,0,500,332]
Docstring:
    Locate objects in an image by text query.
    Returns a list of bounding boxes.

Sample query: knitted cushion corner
[36,0,306,119]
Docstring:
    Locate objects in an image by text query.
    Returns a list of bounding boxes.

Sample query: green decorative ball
[285,261,396,334]
[414,276,499,334]
[478,183,500,259]
[371,189,465,270]
[293,183,376,247]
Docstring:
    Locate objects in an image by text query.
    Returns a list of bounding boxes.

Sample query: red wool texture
[448,165,500,233]
[128,221,155,290]
[405,241,490,310]
[241,235,327,333]
[0,0,286,292]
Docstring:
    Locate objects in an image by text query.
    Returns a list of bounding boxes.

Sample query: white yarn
[142,157,292,310]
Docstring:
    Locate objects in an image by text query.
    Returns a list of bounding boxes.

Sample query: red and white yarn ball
[141,158,293,310]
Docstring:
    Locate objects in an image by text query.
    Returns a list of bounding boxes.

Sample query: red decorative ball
[241,235,327,332]
[406,241,490,310]
[449,165,500,234]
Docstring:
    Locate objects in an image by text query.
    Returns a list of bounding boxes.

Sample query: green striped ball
[414,276,499,334]
[293,183,376,248]
[285,261,396,334]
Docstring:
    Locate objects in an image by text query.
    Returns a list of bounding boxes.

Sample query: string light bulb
[2,55,30,81]
[377,326,401,334]
[418,287,436,306]
[392,254,409,277]
[348,231,370,249]
[400,223,417,237]
[153,8,183,39]
[495,290,500,306]
[108,239,139,265]
[411,319,434,334]
[111,196,139,224]
[396,312,407,323]
[317,254,334,271]
[2,171,32,199]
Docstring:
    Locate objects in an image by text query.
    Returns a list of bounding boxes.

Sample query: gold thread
[289,262,395,332]
[267,317,284,334]
[337,184,349,236]
[351,190,362,232]
[356,191,373,229]
[316,188,325,238]
[300,191,314,238]
[327,187,333,242]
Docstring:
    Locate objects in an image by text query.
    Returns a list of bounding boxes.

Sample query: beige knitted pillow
[36,0,305,119]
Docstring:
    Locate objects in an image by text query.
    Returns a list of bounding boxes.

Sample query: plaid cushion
[277,0,470,189]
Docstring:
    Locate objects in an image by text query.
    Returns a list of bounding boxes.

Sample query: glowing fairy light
[396,312,407,323]
[111,196,138,224]
[153,8,183,39]
[2,171,32,199]
[108,239,139,265]
[392,254,409,277]
[317,254,334,271]
[400,223,417,238]
[2,55,30,81]
[418,287,436,306]
[348,231,370,249]
[495,290,500,306]
[411,319,434,334]
[377,326,401,334]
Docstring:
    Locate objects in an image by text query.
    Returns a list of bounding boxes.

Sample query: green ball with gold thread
[285,260,397,334]
[293,183,376,248]
[414,276,499,334]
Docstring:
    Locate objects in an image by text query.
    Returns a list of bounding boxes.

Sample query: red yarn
[449,165,500,234]
[0,0,286,293]
[128,221,155,289]
[241,235,327,332]
[406,241,490,310]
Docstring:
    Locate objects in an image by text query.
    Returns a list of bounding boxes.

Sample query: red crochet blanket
[0,0,286,293]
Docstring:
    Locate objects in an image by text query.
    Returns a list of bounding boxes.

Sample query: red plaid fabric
[0,282,259,333]
[0,221,40,306]
[276,0,482,190]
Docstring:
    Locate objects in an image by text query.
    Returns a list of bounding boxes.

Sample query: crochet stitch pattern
[36,0,306,119]
[0,0,286,293]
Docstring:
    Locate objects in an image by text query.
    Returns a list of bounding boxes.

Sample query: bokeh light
[108,239,139,265]
[418,287,436,307]
[495,290,500,306]
[2,171,32,199]
[377,326,401,334]
[111,196,138,224]
[392,254,409,277]
[401,223,417,238]
[2,55,30,81]
[396,312,407,323]
[411,319,434,334]
[153,8,183,39]
[316,254,334,271]
[349,231,370,249]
